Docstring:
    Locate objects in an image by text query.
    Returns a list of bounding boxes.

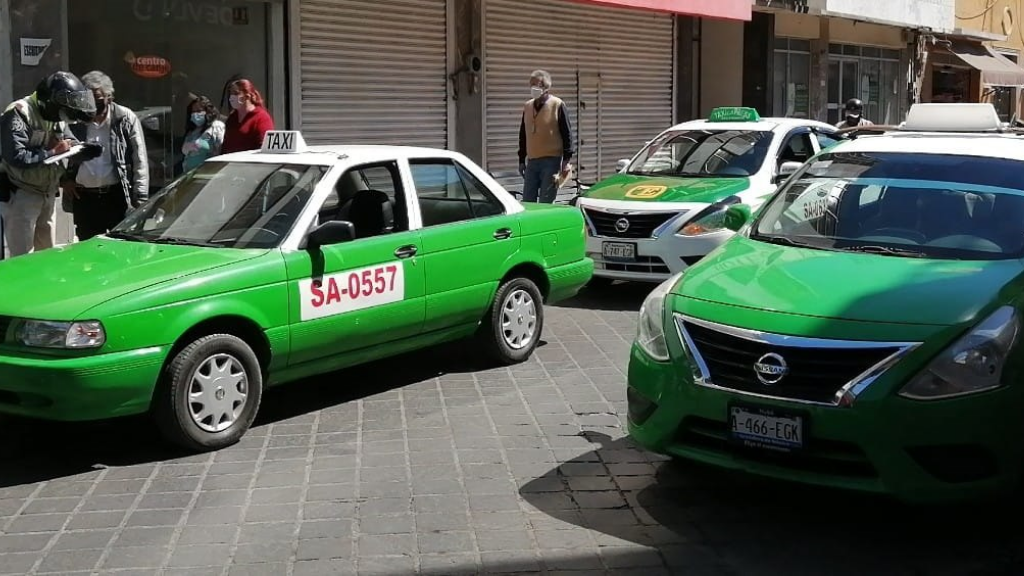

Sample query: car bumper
[0,346,169,421]
[626,345,1024,503]
[546,257,595,303]
[586,231,733,282]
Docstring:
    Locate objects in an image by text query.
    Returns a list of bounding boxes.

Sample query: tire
[478,277,545,365]
[154,334,263,452]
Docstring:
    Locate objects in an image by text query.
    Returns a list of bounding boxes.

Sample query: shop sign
[125,52,172,79]
[133,0,250,27]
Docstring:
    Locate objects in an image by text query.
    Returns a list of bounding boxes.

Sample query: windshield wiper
[756,234,819,249]
[148,236,220,248]
[842,244,927,258]
[105,231,149,242]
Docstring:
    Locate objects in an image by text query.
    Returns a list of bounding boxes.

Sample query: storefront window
[931,66,971,103]
[68,0,285,191]
[992,52,1019,122]
[772,39,811,118]
[827,44,902,125]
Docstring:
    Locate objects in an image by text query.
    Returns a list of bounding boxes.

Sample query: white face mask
[531,87,545,99]
[229,94,242,109]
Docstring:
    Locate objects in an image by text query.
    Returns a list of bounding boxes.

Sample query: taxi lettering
[265,132,295,152]
[625,185,668,199]
[300,263,404,321]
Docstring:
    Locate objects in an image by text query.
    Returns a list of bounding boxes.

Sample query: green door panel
[284,230,426,366]
[420,215,521,333]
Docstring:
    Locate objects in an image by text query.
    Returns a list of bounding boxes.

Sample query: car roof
[826,132,1024,162]
[210,145,466,165]
[664,117,836,133]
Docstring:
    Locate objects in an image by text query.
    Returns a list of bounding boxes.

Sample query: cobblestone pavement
[1,284,1023,575]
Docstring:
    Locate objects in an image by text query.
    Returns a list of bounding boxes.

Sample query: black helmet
[35,71,96,123]
[844,98,864,114]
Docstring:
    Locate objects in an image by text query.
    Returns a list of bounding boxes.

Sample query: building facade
[948,0,1024,121]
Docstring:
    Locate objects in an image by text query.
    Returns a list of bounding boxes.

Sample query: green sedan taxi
[0,131,592,451]
[627,103,1024,503]
[576,107,838,283]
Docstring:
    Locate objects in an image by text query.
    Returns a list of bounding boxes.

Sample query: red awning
[572,0,751,20]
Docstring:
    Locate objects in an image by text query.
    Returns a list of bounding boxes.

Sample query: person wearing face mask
[517,69,574,203]
[221,79,274,155]
[64,70,149,241]
[181,95,225,173]
[0,70,100,257]
[835,98,874,129]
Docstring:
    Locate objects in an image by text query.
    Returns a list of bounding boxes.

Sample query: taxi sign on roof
[261,130,307,154]
[708,107,760,123]
[900,103,1002,133]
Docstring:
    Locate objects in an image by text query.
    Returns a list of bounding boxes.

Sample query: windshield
[626,129,772,178]
[752,152,1024,260]
[113,161,328,249]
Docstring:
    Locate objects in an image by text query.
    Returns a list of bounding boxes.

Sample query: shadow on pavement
[0,341,495,488]
[519,432,1024,575]
[554,281,654,313]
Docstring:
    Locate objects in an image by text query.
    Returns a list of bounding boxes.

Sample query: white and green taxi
[577,107,838,283]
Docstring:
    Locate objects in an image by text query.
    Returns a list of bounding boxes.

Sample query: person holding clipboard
[0,71,101,257]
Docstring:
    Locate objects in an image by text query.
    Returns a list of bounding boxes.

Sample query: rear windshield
[752,152,1024,260]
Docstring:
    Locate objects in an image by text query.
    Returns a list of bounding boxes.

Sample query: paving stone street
[1,284,1023,575]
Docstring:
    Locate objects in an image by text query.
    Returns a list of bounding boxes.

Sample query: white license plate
[602,242,636,261]
[729,405,804,452]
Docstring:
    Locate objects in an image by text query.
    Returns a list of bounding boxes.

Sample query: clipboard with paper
[43,144,86,165]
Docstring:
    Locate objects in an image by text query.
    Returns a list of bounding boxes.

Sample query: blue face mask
[190,112,206,126]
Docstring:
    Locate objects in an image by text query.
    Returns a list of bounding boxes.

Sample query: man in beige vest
[1,71,99,257]
[517,70,573,203]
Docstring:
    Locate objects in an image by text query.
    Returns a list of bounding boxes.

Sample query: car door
[284,161,426,367]
[406,157,522,334]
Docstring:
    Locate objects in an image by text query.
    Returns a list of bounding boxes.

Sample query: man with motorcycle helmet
[0,71,102,257]
[835,97,874,129]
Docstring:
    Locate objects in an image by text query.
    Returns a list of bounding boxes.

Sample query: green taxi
[627,104,1024,503]
[0,132,592,451]
[576,107,838,283]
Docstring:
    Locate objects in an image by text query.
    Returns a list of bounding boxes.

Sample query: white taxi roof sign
[901,103,1003,133]
[261,130,307,154]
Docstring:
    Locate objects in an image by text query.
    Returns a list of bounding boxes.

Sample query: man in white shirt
[65,70,148,241]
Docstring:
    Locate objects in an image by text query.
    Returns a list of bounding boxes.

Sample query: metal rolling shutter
[485,0,674,190]
[299,0,448,147]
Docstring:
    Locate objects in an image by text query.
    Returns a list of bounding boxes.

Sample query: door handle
[493,228,513,240]
[394,244,418,259]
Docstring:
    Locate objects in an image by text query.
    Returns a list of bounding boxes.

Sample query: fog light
[627,387,658,425]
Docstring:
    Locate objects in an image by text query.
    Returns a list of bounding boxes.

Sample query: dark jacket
[67,103,149,209]
[0,95,69,196]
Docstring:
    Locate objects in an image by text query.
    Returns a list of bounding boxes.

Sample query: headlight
[679,197,741,236]
[636,273,682,361]
[16,320,106,349]
[900,306,1019,400]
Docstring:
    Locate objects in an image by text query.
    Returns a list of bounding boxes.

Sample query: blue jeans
[522,156,561,203]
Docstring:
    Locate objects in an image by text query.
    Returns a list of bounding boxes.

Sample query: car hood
[583,173,752,203]
[675,236,1023,328]
[0,238,267,320]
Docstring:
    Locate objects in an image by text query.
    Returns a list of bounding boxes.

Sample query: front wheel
[154,334,263,452]
[478,277,545,365]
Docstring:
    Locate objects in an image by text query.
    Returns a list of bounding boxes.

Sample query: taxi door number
[299,263,405,321]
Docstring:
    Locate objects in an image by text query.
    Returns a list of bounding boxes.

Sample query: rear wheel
[154,334,263,452]
[478,277,544,365]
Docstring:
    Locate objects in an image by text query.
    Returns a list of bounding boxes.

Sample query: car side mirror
[307,220,355,251]
[724,204,752,232]
[616,159,630,172]
[775,161,802,184]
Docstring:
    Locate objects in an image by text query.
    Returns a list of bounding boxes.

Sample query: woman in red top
[220,79,275,154]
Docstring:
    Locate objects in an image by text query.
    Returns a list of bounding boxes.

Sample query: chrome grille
[676,315,916,405]
[583,208,680,239]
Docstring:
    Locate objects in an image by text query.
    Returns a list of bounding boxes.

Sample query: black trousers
[74,185,127,241]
